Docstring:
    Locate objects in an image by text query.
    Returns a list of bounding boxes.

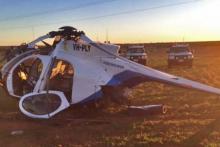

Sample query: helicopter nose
[19,91,70,119]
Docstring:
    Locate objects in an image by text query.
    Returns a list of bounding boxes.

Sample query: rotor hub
[49,26,84,39]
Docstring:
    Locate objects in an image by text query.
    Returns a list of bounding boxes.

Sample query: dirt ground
[1,45,220,147]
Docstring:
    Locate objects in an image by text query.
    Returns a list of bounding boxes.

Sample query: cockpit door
[6,55,49,97]
[19,91,70,119]
[1,50,36,79]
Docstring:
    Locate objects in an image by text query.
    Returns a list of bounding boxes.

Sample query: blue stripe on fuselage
[79,70,150,104]
[106,70,150,88]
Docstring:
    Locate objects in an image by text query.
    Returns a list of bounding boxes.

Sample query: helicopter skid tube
[127,104,167,116]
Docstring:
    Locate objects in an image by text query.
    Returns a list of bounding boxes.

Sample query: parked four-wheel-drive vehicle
[126,45,148,65]
[167,44,194,68]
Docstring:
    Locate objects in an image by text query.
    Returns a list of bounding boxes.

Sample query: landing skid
[127,104,167,116]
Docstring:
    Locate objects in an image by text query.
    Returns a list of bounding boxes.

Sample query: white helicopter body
[1,26,220,119]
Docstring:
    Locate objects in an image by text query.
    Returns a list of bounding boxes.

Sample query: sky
[0,0,220,45]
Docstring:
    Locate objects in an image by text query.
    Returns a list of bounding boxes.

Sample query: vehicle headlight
[188,55,193,59]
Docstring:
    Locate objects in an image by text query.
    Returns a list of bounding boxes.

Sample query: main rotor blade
[42,41,52,48]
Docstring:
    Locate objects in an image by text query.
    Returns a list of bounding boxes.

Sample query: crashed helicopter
[1,26,220,119]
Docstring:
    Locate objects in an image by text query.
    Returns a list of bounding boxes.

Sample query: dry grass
[1,45,220,146]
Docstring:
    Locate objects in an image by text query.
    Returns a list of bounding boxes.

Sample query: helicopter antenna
[31,26,35,40]
[96,32,99,42]
[105,28,109,43]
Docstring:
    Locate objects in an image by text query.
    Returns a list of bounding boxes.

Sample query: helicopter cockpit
[12,56,43,96]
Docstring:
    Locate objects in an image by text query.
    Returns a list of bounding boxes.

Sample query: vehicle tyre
[142,60,147,66]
